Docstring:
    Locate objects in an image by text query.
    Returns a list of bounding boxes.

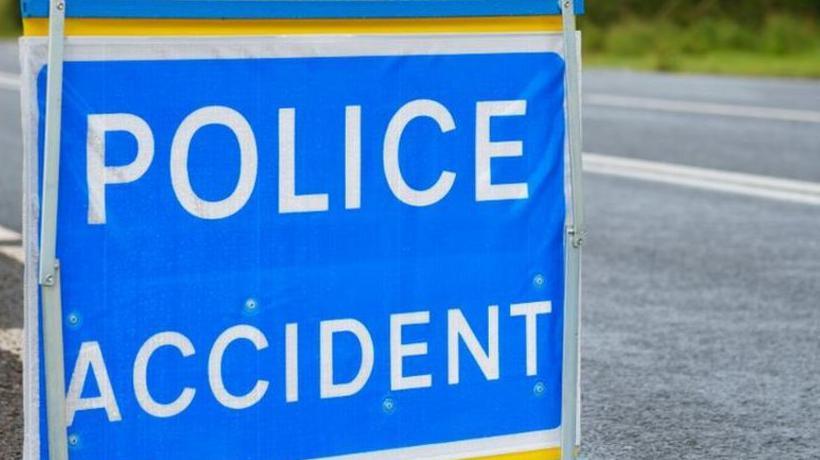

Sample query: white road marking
[584,153,820,206]
[586,93,820,124]
[0,225,23,261]
[0,71,20,91]
[0,225,24,264]
[0,328,22,359]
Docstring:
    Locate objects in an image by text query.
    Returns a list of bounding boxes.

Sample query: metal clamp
[567,226,585,248]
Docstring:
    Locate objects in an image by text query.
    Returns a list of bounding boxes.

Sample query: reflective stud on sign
[67,312,81,329]
[382,397,396,414]
[533,381,546,397]
[533,274,545,288]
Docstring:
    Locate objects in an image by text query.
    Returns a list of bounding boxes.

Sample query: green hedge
[1,0,21,36]
[584,0,819,28]
[581,1,819,77]
[584,15,817,56]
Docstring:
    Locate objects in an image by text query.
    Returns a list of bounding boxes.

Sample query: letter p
[87,114,154,224]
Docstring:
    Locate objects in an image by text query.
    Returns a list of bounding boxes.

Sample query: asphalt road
[584,70,820,183]
[1,40,819,459]
[0,41,21,234]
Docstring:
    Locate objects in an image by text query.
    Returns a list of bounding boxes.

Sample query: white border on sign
[20,33,566,460]
[312,429,560,460]
[20,33,564,61]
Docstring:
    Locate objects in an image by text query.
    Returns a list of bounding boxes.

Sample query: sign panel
[22,34,568,459]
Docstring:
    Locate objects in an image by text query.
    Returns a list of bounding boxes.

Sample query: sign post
[559,2,586,460]
[36,1,68,459]
[20,1,585,459]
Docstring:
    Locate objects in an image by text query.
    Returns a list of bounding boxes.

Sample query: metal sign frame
[38,0,69,459]
[559,2,586,460]
[32,1,585,459]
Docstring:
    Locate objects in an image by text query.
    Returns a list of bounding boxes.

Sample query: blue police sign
[23,34,571,459]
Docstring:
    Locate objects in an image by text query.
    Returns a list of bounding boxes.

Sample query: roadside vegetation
[582,0,820,78]
[0,0,20,37]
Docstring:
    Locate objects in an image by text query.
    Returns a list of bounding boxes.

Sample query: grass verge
[0,0,21,37]
[582,15,819,79]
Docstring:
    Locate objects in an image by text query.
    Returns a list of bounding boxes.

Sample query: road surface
[1,40,819,459]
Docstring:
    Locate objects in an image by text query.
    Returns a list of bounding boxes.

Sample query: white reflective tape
[586,93,820,124]
[310,428,560,460]
[19,34,565,63]
[584,153,820,206]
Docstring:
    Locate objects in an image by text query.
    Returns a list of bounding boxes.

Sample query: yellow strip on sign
[22,16,562,37]
[477,447,562,460]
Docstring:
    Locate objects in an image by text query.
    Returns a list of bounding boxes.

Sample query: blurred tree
[1,0,22,35]
[586,0,819,27]
[581,0,820,77]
